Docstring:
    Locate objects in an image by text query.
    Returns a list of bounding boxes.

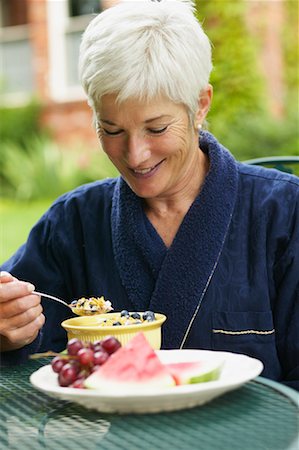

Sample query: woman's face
[96,94,201,199]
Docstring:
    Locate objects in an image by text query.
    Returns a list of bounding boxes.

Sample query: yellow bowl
[61,312,167,350]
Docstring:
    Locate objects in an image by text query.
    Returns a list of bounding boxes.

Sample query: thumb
[0,271,17,283]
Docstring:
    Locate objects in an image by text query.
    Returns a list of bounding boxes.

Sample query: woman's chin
[126,180,162,199]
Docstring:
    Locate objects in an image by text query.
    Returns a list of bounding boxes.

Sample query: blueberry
[130,312,141,320]
[112,321,122,326]
[143,311,156,322]
[120,310,130,318]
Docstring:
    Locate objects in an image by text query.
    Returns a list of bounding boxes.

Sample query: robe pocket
[212,311,275,354]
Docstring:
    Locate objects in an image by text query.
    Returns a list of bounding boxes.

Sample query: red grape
[58,363,79,387]
[52,337,122,388]
[100,336,121,354]
[67,338,84,356]
[77,348,95,366]
[51,356,67,373]
[94,350,109,365]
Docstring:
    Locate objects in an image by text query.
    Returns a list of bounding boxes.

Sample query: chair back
[243,156,299,175]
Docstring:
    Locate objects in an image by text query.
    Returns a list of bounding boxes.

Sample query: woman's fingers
[0,313,45,350]
[0,292,41,319]
[0,278,35,303]
[0,273,44,351]
[0,303,43,331]
[0,271,16,282]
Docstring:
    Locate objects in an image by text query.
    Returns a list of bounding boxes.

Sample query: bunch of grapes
[51,336,121,388]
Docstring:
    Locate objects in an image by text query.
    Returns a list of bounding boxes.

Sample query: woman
[0,1,298,390]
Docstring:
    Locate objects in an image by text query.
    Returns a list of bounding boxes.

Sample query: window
[69,0,102,17]
[65,1,102,89]
[0,0,34,99]
[47,0,104,101]
[0,0,28,27]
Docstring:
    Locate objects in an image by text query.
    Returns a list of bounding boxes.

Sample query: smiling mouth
[131,159,165,176]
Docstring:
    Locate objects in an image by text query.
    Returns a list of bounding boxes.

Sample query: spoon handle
[32,291,71,309]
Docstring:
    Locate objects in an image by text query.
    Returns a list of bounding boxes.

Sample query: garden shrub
[220,112,299,161]
[1,136,118,200]
[283,0,299,110]
[0,101,118,200]
[0,101,44,148]
[0,101,47,193]
[196,0,266,131]
[195,0,298,160]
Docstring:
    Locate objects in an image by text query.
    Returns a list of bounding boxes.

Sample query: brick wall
[27,0,49,99]
[41,100,99,149]
[24,0,98,149]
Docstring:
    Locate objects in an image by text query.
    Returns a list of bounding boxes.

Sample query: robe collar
[111,131,239,348]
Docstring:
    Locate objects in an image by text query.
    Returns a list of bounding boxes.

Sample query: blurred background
[0,0,298,262]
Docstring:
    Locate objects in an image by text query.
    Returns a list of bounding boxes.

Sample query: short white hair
[79,0,212,118]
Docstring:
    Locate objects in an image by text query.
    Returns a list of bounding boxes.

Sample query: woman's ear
[195,84,213,127]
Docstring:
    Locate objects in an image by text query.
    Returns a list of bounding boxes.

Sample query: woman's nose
[125,134,151,167]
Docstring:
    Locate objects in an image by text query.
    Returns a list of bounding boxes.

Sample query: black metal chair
[243,156,299,175]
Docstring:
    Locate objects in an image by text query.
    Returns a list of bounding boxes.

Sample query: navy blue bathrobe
[1,132,299,390]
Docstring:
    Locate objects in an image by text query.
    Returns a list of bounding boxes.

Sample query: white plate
[30,350,263,414]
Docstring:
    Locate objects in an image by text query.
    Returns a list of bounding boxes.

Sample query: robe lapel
[111,132,239,348]
[111,177,166,311]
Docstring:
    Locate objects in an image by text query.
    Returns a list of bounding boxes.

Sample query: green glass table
[0,359,298,450]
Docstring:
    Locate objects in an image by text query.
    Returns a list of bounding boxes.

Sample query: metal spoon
[32,291,112,316]
[33,291,73,310]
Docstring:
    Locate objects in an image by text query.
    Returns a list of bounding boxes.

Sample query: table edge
[255,376,299,406]
[254,377,299,450]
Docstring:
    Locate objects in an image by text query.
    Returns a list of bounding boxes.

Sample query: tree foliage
[195,0,298,159]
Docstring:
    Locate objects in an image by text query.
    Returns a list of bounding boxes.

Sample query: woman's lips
[130,159,165,179]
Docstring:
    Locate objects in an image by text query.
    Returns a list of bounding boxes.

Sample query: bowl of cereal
[61,310,167,349]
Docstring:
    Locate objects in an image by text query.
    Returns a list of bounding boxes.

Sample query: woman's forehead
[96,94,188,122]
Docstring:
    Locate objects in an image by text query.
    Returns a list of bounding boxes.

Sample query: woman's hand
[0,272,45,352]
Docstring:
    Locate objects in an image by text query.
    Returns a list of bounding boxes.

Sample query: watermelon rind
[188,366,222,384]
[165,361,223,385]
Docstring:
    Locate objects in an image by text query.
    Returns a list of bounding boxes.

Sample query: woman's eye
[149,126,168,135]
[103,128,123,136]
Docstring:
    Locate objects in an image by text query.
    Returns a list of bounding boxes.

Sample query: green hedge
[0,101,43,148]
[0,136,118,200]
[195,0,298,158]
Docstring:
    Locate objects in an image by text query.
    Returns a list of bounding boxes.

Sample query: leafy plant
[219,113,299,161]
[0,101,44,148]
[195,0,267,134]
[194,1,298,162]
[1,136,118,200]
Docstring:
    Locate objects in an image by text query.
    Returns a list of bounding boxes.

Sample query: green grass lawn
[0,198,54,264]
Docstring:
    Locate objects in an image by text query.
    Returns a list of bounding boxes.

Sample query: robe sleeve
[1,203,70,365]
[273,192,299,391]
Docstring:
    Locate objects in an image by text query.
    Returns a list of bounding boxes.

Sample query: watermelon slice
[84,332,175,391]
[164,361,222,385]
